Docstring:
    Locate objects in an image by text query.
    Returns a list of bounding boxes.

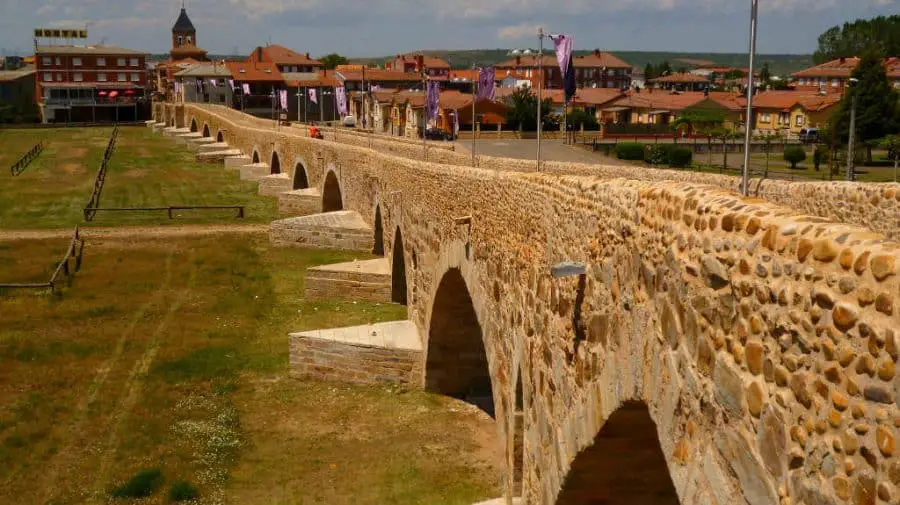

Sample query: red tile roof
[605,91,709,111]
[225,61,284,82]
[251,44,323,66]
[338,69,422,82]
[793,57,900,78]
[388,54,450,69]
[648,72,710,84]
[751,91,842,112]
[496,55,558,68]
[572,51,632,69]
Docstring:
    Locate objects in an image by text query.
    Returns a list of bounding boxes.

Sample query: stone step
[198,141,230,154]
[224,155,252,171]
[269,210,372,251]
[258,173,292,197]
[289,320,421,386]
[472,499,522,505]
[305,258,391,302]
[239,162,271,181]
[144,120,157,127]
[197,149,243,163]
[163,127,190,137]
[152,123,168,133]
[174,132,203,145]
[277,188,321,217]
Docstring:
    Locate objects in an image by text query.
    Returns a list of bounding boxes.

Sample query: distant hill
[351,50,814,77]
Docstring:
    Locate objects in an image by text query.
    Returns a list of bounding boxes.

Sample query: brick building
[385,54,450,79]
[792,57,900,93]
[248,45,324,74]
[495,50,633,90]
[35,44,149,123]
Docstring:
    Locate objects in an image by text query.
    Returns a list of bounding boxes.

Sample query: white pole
[423,73,427,160]
[847,93,857,181]
[740,0,759,196]
[537,28,544,171]
[472,68,477,166]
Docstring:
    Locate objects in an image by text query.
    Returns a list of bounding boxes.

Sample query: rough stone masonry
[159,102,899,505]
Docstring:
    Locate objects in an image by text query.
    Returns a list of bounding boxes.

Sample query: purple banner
[426,81,440,122]
[242,83,251,95]
[209,78,217,87]
[336,86,347,115]
[279,89,288,111]
[476,67,495,102]
[228,79,235,90]
[309,88,318,105]
[550,34,576,102]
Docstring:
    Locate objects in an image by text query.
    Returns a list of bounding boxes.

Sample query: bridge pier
[239,162,270,181]
[277,188,322,217]
[224,155,252,171]
[304,258,392,302]
[258,173,292,197]
[269,211,373,251]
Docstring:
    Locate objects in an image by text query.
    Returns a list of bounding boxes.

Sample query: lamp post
[537,27,545,171]
[847,77,859,181]
[740,0,759,197]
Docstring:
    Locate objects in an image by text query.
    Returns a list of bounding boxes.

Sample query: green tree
[505,86,552,132]
[880,134,900,181]
[830,51,900,161]
[759,62,772,84]
[754,131,782,178]
[813,15,900,64]
[643,62,655,80]
[710,128,741,172]
[320,53,349,70]
[784,146,807,169]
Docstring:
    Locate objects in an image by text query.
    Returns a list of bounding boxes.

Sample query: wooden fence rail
[0,226,85,294]
[9,141,44,176]
[86,205,246,219]
[83,125,120,221]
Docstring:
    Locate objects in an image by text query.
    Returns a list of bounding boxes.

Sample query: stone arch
[190,118,198,132]
[202,123,210,138]
[554,401,678,505]
[270,151,281,174]
[322,169,343,212]
[216,130,224,143]
[293,162,309,190]
[391,227,406,304]
[252,150,260,164]
[373,206,385,256]
[425,267,493,416]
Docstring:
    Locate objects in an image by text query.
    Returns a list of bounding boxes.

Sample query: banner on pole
[309,88,318,105]
[549,34,575,102]
[426,81,440,123]
[279,89,288,111]
[228,79,235,90]
[242,83,251,95]
[476,67,495,102]
[336,86,347,115]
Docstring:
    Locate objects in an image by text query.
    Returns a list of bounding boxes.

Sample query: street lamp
[740,0,759,197]
[847,77,859,181]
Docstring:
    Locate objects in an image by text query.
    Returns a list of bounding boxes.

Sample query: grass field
[0,235,499,505]
[0,126,277,229]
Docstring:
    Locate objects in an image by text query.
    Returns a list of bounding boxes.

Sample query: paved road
[455,139,631,165]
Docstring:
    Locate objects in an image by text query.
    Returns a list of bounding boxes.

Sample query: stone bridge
[153,103,899,505]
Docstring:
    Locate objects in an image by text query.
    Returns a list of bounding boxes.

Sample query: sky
[0,0,897,58]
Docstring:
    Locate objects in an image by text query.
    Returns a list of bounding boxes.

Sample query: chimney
[840,57,846,64]
[416,54,424,72]
[594,49,601,57]
[516,55,521,66]
[305,52,310,59]
[256,46,263,62]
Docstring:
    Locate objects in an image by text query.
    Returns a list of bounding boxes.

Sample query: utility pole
[847,92,858,181]
[537,27,545,171]
[740,0,759,196]
[472,66,477,166]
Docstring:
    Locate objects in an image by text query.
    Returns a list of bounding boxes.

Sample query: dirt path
[0,223,268,241]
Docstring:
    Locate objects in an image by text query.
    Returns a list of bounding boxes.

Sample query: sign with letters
[34,28,88,39]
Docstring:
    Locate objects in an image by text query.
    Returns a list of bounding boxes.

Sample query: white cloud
[497,23,541,40]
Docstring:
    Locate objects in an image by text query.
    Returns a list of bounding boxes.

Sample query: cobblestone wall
[165,103,900,505]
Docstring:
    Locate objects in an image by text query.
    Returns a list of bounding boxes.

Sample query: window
[74,72,83,82]
[186,35,192,44]
[129,58,138,67]
[177,35,183,46]
[831,79,839,87]
[117,58,126,66]
[130,73,140,82]
[97,57,106,66]
[56,73,62,81]
[44,72,52,82]
[55,57,61,65]
[118,73,126,82]
[795,115,804,126]
[779,112,790,125]
[98,72,107,82]
[759,112,772,123]
[73,57,82,66]
[42,56,52,65]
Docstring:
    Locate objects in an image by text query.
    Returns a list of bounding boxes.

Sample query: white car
[342,115,357,127]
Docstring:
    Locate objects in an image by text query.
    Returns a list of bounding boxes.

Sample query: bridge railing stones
[159,102,900,505]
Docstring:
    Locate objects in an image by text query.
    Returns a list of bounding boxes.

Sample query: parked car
[421,127,455,141]
[799,128,819,144]
[342,115,357,127]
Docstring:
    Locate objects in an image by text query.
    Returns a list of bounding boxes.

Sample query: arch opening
[252,151,260,164]
[426,268,493,416]
[322,171,343,212]
[293,163,309,190]
[271,152,281,174]
[202,124,210,138]
[555,402,679,505]
[216,131,224,143]
[390,227,406,304]
[190,119,198,132]
[373,206,385,256]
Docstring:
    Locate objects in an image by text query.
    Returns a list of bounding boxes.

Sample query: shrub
[168,480,200,502]
[813,146,830,171]
[783,146,807,169]
[111,468,163,499]
[615,142,645,161]
[667,147,694,168]
[645,144,669,165]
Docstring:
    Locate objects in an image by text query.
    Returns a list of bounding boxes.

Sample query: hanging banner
[549,34,576,102]
[242,83,251,95]
[209,78,217,87]
[476,67,496,102]
[279,89,288,111]
[308,88,318,104]
[335,86,347,115]
[228,79,235,90]
[426,81,440,122]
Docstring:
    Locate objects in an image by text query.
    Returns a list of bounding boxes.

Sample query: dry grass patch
[0,235,494,505]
